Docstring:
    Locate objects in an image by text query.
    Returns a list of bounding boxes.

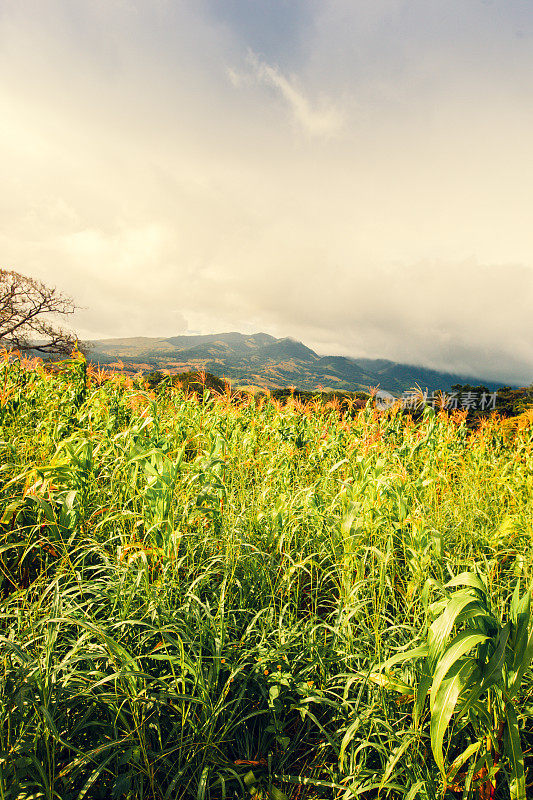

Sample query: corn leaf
[503,699,526,800]
[430,658,477,776]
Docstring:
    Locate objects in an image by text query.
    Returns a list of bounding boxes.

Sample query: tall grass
[0,353,532,799]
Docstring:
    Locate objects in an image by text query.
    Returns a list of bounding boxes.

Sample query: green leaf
[367,671,414,694]
[512,589,530,653]
[244,771,256,789]
[504,699,526,800]
[380,644,429,671]
[339,717,361,769]
[508,628,533,697]
[446,740,481,783]
[405,782,425,800]
[510,581,522,624]
[430,630,488,712]
[0,499,25,524]
[445,572,487,595]
[456,623,510,719]
[508,590,532,694]
[414,665,432,728]
[428,593,483,667]
[269,788,288,800]
[378,735,415,792]
[430,658,477,776]
[77,752,117,800]
[197,765,210,800]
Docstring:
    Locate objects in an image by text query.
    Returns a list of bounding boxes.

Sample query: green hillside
[87,331,510,393]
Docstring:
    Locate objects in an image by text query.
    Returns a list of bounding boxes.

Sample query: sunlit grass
[0,352,532,799]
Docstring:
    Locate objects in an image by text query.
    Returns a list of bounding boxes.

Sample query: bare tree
[0,268,82,356]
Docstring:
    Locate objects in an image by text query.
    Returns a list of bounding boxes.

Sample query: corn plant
[377,572,533,798]
[0,355,532,798]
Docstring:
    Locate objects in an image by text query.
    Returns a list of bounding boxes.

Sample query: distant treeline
[449,384,533,420]
[144,370,229,395]
[143,370,369,411]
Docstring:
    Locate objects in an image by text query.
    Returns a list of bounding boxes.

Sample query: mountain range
[85,332,511,394]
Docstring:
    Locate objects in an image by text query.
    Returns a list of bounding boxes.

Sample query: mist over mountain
[87,332,512,393]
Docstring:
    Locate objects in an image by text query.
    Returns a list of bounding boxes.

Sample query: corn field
[1,354,532,800]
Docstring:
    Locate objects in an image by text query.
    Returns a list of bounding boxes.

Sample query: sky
[1,0,533,384]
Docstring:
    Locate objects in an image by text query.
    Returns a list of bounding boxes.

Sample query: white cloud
[229,50,345,138]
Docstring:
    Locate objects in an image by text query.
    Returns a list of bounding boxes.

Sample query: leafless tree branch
[0,269,87,356]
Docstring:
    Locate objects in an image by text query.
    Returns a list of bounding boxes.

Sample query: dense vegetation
[449,385,533,422]
[1,354,533,799]
[144,370,370,413]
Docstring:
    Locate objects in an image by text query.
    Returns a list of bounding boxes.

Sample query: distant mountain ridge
[87,331,512,393]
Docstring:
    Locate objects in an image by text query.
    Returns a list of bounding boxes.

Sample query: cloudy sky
[1,0,532,383]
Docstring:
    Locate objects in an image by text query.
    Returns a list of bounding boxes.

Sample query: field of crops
[1,354,532,800]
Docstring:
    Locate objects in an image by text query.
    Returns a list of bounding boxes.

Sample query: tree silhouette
[0,268,81,356]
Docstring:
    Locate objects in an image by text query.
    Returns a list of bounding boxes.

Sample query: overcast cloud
[1,0,532,384]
